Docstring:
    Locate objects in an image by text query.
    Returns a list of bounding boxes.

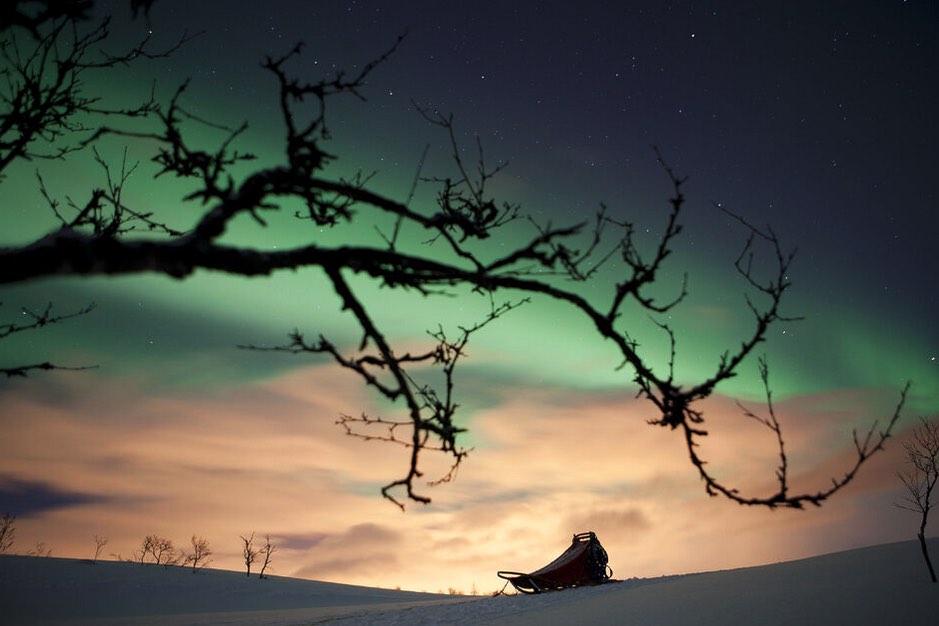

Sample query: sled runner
[497,531,612,594]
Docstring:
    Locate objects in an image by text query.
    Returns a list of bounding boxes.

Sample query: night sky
[1,0,937,593]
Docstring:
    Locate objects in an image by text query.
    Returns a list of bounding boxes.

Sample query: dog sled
[497,531,612,594]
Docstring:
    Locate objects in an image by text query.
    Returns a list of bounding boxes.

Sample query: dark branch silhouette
[240,532,258,578]
[0,513,14,553]
[91,534,108,564]
[1,301,98,376]
[258,535,275,579]
[896,417,939,582]
[730,359,908,508]
[0,0,908,508]
[134,534,177,565]
[183,535,213,573]
[245,296,525,509]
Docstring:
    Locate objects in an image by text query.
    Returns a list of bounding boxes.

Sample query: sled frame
[497,531,612,594]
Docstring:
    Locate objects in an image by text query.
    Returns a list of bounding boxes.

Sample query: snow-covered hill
[1,538,936,625]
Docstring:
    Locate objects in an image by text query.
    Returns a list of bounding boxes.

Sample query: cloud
[294,523,403,579]
[0,478,118,516]
[0,361,926,593]
[562,507,651,539]
[275,532,328,551]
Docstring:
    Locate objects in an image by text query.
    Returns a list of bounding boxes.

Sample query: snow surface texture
[1,538,936,625]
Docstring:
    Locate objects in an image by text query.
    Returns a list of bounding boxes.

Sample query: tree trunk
[917,531,936,583]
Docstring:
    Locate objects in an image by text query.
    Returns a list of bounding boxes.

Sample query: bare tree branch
[0,3,909,509]
[258,535,275,579]
[183,535,213,573]
[896,417,939,582]
[0,513,14,553]
[240,532,258,577]
[1,301,97,376]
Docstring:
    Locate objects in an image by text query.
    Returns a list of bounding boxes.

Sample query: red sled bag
[497,531,612,594]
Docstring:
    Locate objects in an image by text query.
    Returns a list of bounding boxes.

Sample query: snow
[1,538,936,625]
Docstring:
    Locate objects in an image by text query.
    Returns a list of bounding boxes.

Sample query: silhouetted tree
[240,533,258,578]
[135,534,176,565]
[26,541,52,557]
[91,534,108,563]
[258,534,276,579]
[0,0,908,510]
[183,535,213,573]
[133,535,152,564]
[897,418,939,583]
[0,513,15,553]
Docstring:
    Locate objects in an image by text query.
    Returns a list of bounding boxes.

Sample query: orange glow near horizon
[0,365,925,594]
[1,0,937,601]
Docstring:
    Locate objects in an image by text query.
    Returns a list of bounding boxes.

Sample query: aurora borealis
[1,0,937,593]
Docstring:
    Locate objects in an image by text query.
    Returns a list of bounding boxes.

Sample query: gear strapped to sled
[497,531,612,594]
